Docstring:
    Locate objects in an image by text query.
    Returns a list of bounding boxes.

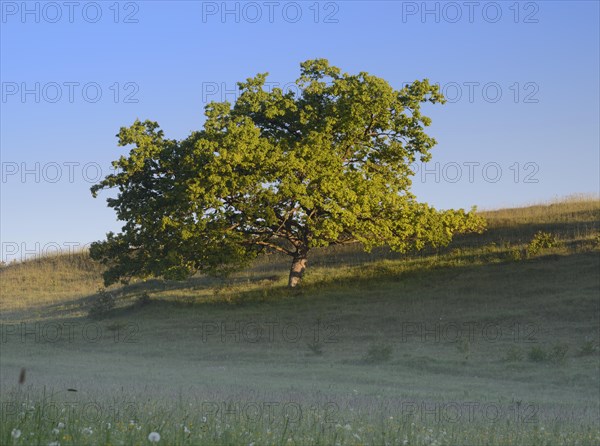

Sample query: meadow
[1,196,599,445]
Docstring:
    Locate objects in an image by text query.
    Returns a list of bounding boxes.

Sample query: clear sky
[1,0,599,262]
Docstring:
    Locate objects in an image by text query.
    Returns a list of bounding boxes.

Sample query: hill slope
[1,196,598,315]
[0,197,598,445]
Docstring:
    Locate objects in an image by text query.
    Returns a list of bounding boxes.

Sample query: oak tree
[90,59,485,287]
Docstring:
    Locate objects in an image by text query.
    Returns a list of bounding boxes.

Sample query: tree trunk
[288,254,308,288]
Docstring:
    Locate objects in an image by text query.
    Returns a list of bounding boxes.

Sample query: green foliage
[527,344,569,364]
[508,247,524,261]
[504,345,524,362]
[527,346,547,362]
[90,59,484,284]
[527,231,559,257]
[578,339,598,356]
[88,288,116,319]
[363,342,393,364]
[90,59,485,286]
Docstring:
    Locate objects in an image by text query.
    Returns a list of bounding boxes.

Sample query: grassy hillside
[1,196,598,315]
[0,197,599,445]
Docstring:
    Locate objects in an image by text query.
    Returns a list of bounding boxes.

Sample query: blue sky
[1,1,599,261]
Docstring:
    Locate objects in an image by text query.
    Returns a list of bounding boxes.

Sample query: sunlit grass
[2,197,597,314]
[1,197,598,445]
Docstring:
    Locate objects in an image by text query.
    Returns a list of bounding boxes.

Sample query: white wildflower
[148,432,161,443]
[11,429,21,439]
[52,428,59,435]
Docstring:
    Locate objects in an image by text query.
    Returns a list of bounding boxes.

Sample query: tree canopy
[90,59,485,287]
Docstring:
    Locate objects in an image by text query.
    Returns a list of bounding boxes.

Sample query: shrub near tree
[90,59,486,288]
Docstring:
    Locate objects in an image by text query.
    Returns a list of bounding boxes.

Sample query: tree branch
[253,240,293,256]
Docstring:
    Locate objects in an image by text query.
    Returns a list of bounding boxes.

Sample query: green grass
[1,197,599,445]
[0,250,104,315]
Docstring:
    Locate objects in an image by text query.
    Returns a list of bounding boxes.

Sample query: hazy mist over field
[1,2,599,445]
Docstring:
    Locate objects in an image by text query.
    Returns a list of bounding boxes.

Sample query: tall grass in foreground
[2,388,599,446]
[1,197,598,446]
